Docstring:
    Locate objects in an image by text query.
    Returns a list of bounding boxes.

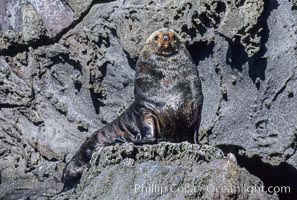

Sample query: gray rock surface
[0,0,297,199]
[53,143,277,200]
[0,0,93,51]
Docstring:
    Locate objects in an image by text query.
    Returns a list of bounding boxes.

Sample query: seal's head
[146,28,181,56]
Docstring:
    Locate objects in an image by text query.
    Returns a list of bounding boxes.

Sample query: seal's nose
[163,34,169,41]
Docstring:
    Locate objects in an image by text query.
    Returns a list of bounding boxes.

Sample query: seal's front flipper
[112,136,128,144]
[133,123,157,144]
[133,138,157,144]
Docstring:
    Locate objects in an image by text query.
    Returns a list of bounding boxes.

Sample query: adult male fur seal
[62,28,203,187]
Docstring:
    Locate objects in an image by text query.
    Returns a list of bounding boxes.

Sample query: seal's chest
[158,69,184,88]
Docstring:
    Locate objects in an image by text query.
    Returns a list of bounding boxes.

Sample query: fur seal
[62,28,203,188]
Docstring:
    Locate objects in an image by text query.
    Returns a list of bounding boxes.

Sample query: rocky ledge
[52,142,277,200]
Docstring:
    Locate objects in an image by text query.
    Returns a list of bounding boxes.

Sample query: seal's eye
[154,35,159,41]
[172,35,176,41]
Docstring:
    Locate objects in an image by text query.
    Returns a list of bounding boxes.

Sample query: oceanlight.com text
[134,183,291,196]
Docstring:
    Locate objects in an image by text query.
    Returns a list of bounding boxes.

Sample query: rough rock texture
[0,0,93,51]
[53,143,277,200]
[289,0,297,9]
[0,0,297,199]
